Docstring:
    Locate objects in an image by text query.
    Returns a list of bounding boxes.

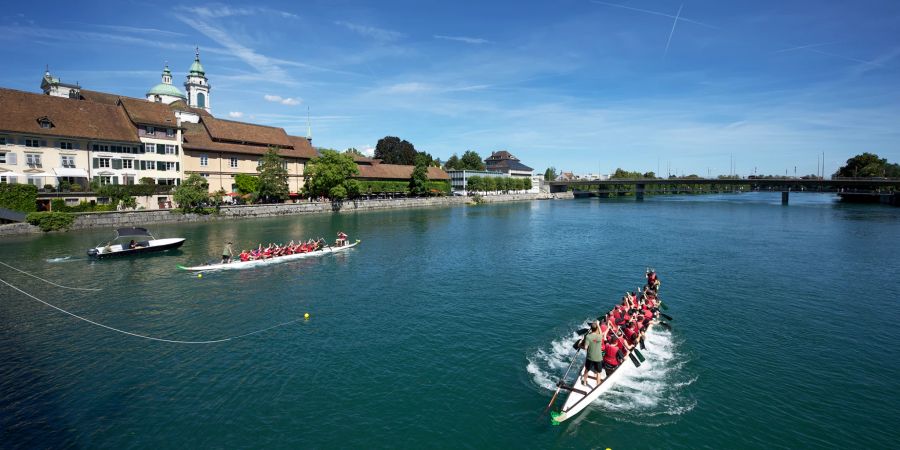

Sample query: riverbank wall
[0,192,572,236]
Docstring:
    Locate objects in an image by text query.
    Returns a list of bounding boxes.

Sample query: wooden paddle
[539,347,582,419]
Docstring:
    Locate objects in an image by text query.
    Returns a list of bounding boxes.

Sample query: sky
[1,0,899,177]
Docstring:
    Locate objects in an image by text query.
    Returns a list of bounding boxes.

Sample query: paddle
[628,351,641,367]
[659,321,672,330]
[660,312,674,321]
[539,347,582,420]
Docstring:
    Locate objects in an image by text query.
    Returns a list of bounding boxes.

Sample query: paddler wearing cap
[221,241,234,264]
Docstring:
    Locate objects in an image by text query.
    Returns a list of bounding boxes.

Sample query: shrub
[26,211,75,232]
[0,183,38,212]
[43,184,55,191]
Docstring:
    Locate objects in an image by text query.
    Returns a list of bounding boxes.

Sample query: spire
[306,106,312,143]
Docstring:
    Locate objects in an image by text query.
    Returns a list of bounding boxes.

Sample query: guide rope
[0,261,102,291]
[0,277,303,344]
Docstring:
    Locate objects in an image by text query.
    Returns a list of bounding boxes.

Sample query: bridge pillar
[636,183,645,202]
[550,184,567,194]
[782,190,789,205]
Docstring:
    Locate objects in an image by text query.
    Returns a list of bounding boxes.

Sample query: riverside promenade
[0,192,572,236]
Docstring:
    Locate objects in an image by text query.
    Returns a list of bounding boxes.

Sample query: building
[0,51,321,208]
[484,151,533,178]
[353,156,450,191]
[446,169,506,192]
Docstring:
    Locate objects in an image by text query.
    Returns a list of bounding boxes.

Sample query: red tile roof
[119,97,179,128]
[202,116,292,147]
[0,88,139,142]
[182,122,314,159]
[356,162,449,180]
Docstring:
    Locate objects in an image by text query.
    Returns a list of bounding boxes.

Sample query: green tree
[444,153,461,171]
[374,136,417,165]
[523,177,533,191]
[836,152,896,178]
[303,149,360,200]
[173,174,209,212]
[234,174,260,194]
[410,154,429,195]
[544,167,557,181]
[460,150,486,170]
[643,171,657,179]
[466,176,482,193]
[139,177,155,186]
[484,176,498,192]
[611,168,643,179]
[257,147,290,203]
[344,147,364,157]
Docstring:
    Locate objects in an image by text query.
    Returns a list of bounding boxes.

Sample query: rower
[581,321,605,387]
[601,334,622,377]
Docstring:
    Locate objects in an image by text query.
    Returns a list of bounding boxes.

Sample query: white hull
[551,321,656,424]
[178,240,360,271]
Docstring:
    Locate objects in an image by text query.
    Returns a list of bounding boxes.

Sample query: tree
[643,172,657,179]
[257,147,290,203]
[836,152,896,178]
[444,153,461,171]
[466,175,482,193]
[459,150,486,170]
[303,149,360,200]
[544,167,557,181]
[374,136,417,165]
[410,154,429,195]
[173,174,209,212]
[344,147,364,157]
[234,174,260,194]
[523,177,533,191]
[139,177,155,186]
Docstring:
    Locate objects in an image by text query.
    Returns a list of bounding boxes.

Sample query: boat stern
[86,248,100,259]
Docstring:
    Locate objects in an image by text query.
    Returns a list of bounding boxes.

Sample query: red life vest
[602,342,620,366]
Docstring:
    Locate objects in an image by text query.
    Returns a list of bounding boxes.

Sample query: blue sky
[2,0,899,176]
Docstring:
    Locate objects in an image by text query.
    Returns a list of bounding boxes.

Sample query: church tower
[184,47,210,112]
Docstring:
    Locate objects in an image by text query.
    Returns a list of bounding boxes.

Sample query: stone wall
[0,192,569,236]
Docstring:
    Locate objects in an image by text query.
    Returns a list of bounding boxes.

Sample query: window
[146,126,155,135]
[26,154,42,167]
[0,153,5,164]
[145,143,154,153]
[25,138,41,148]
[124,175,135,185]
[122,159,133,169]
[98,158,111,168]
[166,128,175,137]
[200,154,208,166]
[98,176,112,185]
[230,157,238,168]
[59,141,73,150]
[157,178,176,186]
[0,137,6,145]
[166,162,177,171]
[200,173,209,178]
[65,198,79,206]
[39,119,52,129]
[197,92,206,108]
[165,144,176,154]
[282,161,288,170]
[93,144,109,152]
[27,177,41,186]
[0,175,8,183]
[61,156,75,168]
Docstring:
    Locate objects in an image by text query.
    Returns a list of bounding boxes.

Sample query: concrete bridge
[547,178,900,204]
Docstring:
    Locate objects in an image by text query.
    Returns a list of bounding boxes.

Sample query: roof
[167,100,212,117]
[182,122,314,159]
[0,88,139,142]
[189,55,205,76]
[119,97,179,128]
[147,82,186,99]
[356,162,450,181]
[286,135,319,159]
[485,150,519,162]
[202,116,292,147]
[486,159,534,173]
[78,89,123,106]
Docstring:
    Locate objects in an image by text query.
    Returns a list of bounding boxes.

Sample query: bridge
[547,178,900,204]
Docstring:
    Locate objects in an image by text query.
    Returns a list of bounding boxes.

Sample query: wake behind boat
[179,240,360,271]
[544,269,669,425]
[87,227,185,259]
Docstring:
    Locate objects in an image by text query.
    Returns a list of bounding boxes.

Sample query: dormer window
[37,116,53,129]
[146,126,155,135]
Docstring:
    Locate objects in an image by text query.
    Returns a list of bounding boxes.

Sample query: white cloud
[434,35,490,45]
[384,82,433,94]
[264,94,302,105]
[179,5,298,19]
[335,21,404,42]
[228,111,244,118]
[361,146,375,157]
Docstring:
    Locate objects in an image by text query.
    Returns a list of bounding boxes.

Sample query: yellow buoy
[304,313,310,320]
[197,274,202,278]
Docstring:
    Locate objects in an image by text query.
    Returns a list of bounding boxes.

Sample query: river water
[1,193,898,449]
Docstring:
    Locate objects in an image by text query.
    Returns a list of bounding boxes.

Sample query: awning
[24,171,55,177]
[54,168,90,178]
[0,171,24,177]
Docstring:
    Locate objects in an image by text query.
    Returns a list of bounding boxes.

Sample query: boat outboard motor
[86,248,99,258]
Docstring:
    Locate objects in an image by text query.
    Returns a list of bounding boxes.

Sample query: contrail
[591,0,719,30]
[773,42,835,54]
[664,4,684,57]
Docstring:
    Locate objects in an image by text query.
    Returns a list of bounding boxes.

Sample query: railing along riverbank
[0,192,570,236]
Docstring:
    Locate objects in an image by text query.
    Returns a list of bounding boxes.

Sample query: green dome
[189,58,205,76]
[147,83,186,99]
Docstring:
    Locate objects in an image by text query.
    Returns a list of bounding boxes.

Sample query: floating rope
[0,277,303,344]
[0,261,102,291]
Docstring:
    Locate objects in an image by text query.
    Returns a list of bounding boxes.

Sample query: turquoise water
[1,193,899,448]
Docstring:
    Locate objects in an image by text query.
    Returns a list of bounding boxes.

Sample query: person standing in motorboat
[222,241,234,264]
